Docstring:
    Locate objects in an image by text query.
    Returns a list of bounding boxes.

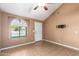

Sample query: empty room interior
[0,3,79,56]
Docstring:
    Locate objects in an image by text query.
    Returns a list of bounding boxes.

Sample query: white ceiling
[0,3,62,21]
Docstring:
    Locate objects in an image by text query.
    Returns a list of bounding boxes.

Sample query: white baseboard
[1,39,79,51]
[0,41,36,51]
[44,39,79,51]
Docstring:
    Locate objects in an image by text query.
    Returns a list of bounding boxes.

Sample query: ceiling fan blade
[44,6,48,10]
[34,6,39,10]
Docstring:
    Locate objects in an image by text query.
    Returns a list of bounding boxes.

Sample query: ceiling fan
[33,3,48,11]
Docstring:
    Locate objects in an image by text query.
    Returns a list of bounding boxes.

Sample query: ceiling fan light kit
[33,3,48,11]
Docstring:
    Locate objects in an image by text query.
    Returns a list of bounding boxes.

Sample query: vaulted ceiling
[0,3,62,21]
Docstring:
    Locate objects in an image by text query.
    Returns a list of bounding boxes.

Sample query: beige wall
[43,3,79,48]
[0,11,2,48]
[1,12,35,48]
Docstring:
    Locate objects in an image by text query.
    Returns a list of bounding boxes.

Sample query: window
[10,19,27,39]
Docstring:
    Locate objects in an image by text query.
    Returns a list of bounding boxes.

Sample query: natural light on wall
[10,19,27,39]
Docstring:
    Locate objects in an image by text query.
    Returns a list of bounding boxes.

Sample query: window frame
[9,17,28,40]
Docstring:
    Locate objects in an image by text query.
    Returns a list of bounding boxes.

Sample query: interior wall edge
[43,3,79,50]
[44,3,64,22]
[1,10,43,22]
[44,39,79,51]
[0,11,35,48]
[0,41,36,51]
